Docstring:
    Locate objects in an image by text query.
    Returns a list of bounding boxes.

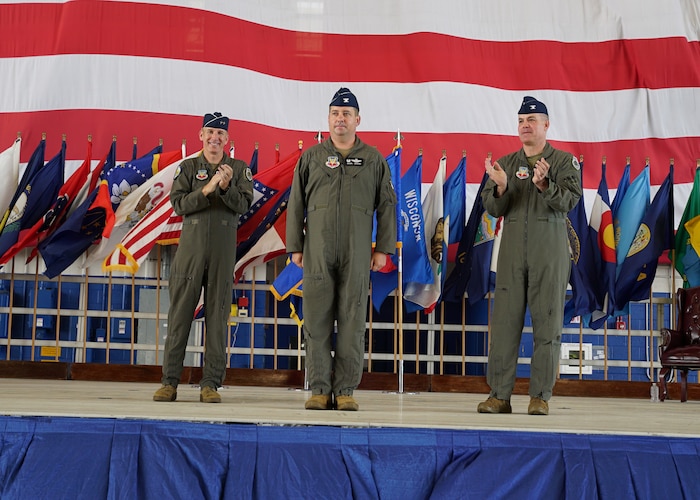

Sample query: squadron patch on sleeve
[173,165,181,180]
[572,156,581,170]
[245,167,253,181]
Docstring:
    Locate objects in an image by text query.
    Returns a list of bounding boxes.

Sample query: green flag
[673,167,700,287]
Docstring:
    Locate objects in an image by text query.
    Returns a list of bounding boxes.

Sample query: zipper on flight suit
[524,167,532,262]
[336,160,344,266]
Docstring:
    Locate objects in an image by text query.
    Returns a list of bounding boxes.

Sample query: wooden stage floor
[1,378,697,438]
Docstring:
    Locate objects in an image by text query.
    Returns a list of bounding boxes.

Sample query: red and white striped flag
[102,196,177,273]
[1,1,698,222]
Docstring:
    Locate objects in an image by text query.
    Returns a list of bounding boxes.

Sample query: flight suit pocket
[304,274,330,303]
[307,204,328,213]
[351,205,373,218]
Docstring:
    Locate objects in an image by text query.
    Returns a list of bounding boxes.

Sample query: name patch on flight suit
[516,166,530,179]
[196,169,209,180]
[346,158,364,166]
[326,156,340,169]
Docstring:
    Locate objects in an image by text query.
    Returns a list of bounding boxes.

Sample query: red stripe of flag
[1,3,698,91]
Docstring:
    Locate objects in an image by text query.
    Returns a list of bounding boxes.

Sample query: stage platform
[1,379,699,499]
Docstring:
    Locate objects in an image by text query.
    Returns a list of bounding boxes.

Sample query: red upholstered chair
[659,286,700,402]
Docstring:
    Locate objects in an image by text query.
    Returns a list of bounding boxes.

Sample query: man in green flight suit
[153,112,253,404]
[477,96,582,416]
[287,88,397,411]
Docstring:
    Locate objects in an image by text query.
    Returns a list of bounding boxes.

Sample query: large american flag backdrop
[1,1,699,208]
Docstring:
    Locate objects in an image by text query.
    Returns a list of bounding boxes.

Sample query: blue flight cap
[518,96,548,116]
[330,87,359,111]
[202,112,229,130]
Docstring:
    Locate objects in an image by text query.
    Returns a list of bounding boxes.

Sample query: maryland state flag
[38,180,115,278]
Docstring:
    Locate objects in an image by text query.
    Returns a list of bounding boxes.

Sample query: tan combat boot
[153,384,177,402]
[335,395,359,411]
[200,386,222,403]
[305,394,332,410]
[476,397,512,414]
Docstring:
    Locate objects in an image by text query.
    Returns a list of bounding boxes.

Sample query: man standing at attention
[478,96,582,415]
[287,88,397,411]
[154,112,253,403]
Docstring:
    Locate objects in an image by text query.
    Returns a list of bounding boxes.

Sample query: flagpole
[439,302,445,375]
[6,261,15,359]
[155,245,162,365]
[273,259,279,371]
[368,281,373,373]
[30,259,39,361]
[395,130,405,393]
[130,274,136,365]
[250,268,256,369]
[397,241,404,393]
[461,294,466,375]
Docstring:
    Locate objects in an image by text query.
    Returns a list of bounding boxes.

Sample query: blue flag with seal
[370,153,433,311]
[615,166,673,307]
[443,172,497,305]
[0,140,65,259]
[564,159,602,322]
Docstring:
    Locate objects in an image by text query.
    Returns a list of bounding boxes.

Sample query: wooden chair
[659,286,700,402]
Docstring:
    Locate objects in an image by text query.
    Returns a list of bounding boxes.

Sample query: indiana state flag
[615,166,673,307]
